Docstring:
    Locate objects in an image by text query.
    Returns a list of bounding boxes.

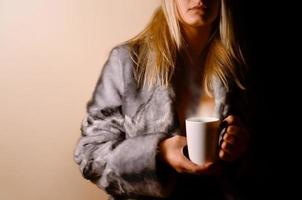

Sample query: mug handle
[218,120,228,147]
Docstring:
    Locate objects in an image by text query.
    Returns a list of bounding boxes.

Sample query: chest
[174,82,216,133]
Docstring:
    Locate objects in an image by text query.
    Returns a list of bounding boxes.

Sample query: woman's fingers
[159,135,221,175]
[221,140,233,153]
[219,115,251,162]
[176,157,214,174]
[223,122,249,146]
[219,149,233,161]
[175,144,215,174]
[220,130,245,161]
[224,115,241,126]
[223,115,249,142]
[219,135,246,161]
[223,132,236,144]
[226,125,239,136]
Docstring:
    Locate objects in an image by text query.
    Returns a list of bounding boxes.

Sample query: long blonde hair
[128,0,246,92]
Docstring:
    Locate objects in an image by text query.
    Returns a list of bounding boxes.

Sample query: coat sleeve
[73,47,175,198]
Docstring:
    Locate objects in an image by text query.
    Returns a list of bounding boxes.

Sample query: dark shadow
[233,1,297,199]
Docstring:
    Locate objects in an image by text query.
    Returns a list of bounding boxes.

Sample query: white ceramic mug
[185,117,221,165]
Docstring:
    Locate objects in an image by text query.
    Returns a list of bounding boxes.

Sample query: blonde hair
[128,0,246,92]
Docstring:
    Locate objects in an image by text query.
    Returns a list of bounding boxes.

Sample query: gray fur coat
[73,44,249,200]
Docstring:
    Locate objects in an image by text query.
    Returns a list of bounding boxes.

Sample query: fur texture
[73,45,248,199]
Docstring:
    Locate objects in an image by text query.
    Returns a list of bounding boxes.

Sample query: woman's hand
[159,135,219,175]
[219,115,250,162]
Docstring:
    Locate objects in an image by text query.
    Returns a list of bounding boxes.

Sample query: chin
[186,15,210,26]
[189,20,208,27]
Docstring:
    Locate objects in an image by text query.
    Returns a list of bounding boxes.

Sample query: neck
[182,25,213,60]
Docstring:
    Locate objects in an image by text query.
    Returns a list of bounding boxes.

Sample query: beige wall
[0,0,159,199]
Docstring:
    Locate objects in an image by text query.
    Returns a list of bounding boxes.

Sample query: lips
[190,5,202,10]
[189,2,207,10]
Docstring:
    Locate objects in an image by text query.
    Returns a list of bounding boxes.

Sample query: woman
[74,0,250,199]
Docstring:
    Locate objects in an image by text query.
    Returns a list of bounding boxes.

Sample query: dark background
[234,1,298,199]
